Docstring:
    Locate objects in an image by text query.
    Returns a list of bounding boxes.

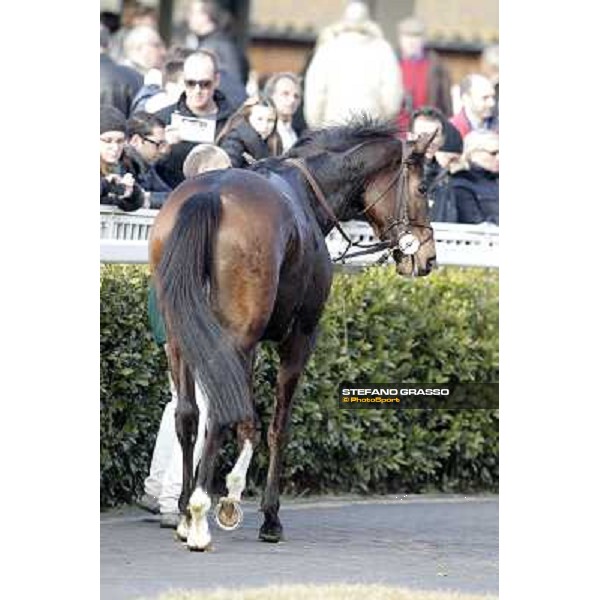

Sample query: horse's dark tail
[156,191,254,426]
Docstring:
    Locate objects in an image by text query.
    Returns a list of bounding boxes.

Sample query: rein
[285,158,354,247]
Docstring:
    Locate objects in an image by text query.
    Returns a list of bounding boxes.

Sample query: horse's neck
[302,161,362,235]
[309,181,354,236]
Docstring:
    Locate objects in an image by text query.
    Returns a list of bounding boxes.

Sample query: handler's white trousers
[144,374,208,514]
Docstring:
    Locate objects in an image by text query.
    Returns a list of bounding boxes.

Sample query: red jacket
[450,108,499,139]
[397,50,453,134]
[449,109,472,139]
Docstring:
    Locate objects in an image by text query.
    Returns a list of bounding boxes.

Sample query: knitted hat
[440,121,463,153]
[100,105,127,135]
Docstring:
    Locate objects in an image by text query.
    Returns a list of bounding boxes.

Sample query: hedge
[100,264,498,508]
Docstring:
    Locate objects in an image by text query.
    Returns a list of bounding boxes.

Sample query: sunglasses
[142,136,167,149]
[184,79,214,90]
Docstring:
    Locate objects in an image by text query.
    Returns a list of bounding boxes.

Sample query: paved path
[101,494,498,600]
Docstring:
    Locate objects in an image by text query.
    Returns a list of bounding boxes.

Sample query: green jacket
[147,283,166,345]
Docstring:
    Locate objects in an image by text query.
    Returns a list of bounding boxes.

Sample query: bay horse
[148,119,437,551]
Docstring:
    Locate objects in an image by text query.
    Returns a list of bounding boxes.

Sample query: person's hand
[120,172,135,198]
[165,124,182,145]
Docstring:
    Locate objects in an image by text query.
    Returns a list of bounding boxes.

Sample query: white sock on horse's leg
[176,514,190,541]
[193,378,209,467]
[226,439,254,502]
[187,488,212,550]
[214,439,252,531]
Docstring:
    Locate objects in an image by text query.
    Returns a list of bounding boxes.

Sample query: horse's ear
[412,129,439,157]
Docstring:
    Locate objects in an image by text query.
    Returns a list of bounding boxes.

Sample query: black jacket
[154,90,234,188]
[100,53,143,118]
[428,169,458,223]
[218,121,271,168]
[423,158,442,193]
[122,146,172,209]
[451,165,499,225]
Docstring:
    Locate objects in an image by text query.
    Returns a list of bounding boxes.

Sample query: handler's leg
[142,373,178,512]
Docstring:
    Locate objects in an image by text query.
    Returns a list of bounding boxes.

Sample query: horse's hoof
[214,497,243,531]
[187,489,212,550]
[187,542,212,552]
[258,523,283,543]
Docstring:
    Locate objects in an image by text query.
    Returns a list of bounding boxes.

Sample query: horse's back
[214,169,327,343]
[150,169,293,267]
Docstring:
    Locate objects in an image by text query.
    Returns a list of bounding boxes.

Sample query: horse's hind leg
[183,417,230,551]
[216,351,259,531]
[187,373,244,550]
[260,324,317,543]
[215,418,259,531]
[167,345,199,541]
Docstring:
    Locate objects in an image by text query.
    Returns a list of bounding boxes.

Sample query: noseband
[285,141,433,264]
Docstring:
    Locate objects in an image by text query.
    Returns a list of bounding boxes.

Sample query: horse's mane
[288,115,400,156]
[252,116,403,220]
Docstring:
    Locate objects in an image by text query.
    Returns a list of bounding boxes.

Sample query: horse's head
[287,119,437,276]
[360,132,437,277]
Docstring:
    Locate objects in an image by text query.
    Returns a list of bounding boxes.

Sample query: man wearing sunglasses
[154,50,235,188]
[123,112,172,209]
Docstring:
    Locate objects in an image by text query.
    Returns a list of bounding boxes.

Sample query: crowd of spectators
[100,0,499,226]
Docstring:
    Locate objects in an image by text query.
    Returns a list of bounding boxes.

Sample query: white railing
[100,206,157,241]
[100,206,499,268]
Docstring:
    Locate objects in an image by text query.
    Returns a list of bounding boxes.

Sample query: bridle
[285,139,434,264]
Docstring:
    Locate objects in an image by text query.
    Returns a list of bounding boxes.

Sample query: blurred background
[100,0,498,87]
